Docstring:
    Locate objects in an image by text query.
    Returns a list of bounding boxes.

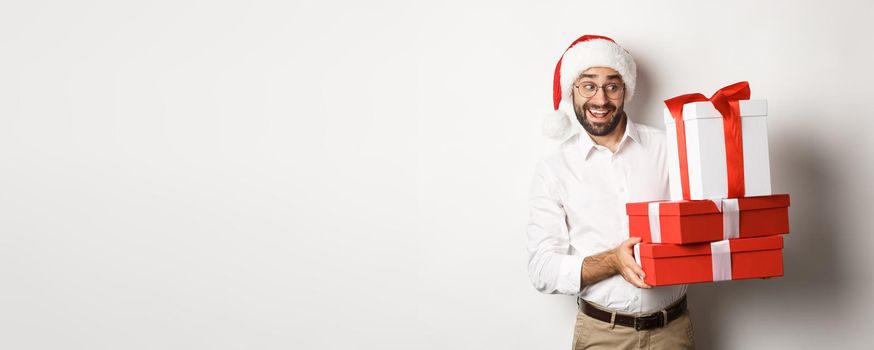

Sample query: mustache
[582,102,617,111]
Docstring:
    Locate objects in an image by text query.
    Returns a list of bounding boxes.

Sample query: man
[527,35,694,349]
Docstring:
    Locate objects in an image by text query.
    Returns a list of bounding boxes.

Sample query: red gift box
[626,194,790,244]
[634,235,784,286]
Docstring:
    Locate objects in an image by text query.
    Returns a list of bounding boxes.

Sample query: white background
[2,0,873,349]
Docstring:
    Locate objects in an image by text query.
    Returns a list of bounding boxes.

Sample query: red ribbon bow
[664,82,751,199]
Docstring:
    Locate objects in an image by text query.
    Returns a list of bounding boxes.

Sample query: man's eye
[606,84,619,92]
[582,84,597,91]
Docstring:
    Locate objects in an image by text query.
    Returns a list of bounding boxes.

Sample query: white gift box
[663,99,772,200]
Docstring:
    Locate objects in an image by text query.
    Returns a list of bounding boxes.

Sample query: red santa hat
[543,35,637,140]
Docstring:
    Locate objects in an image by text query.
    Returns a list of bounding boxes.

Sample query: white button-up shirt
[527,120,687,314]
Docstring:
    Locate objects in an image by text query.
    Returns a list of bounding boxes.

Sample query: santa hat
[543,35,637,140]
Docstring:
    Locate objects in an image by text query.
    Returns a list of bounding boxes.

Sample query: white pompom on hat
[543,35,637,140]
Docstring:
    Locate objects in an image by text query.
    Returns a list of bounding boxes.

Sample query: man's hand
[581,237,651,289]
[610,237,651,289]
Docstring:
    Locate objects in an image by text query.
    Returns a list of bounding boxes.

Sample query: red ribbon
[664,82,751,199]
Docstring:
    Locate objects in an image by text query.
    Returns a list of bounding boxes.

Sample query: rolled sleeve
[527,161,583,295]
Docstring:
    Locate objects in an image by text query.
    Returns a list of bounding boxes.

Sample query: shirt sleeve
[526,161,585,295]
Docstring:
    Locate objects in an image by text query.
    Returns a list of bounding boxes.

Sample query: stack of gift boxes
[625,82,790,286]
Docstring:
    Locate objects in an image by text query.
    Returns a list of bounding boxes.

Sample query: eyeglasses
[573,82,625,100]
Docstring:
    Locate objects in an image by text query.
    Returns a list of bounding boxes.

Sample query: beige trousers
[572,309,695,350]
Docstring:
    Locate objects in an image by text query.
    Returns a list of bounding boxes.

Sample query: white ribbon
[633,243,642,267]
[722,198,740,240]
[647,202,662,243]
[708,198,741,240]
[710,240,732,282]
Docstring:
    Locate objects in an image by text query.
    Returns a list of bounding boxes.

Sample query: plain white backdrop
[2,0,873,349]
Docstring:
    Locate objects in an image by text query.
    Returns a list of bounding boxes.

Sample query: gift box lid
[638,235,783,258]
[663,99,767,124]
[625,194,790,216]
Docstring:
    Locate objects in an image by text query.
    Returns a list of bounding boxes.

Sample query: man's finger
[625,267,652,289]
[625,262,651,288]
[632,277,652,289]
[617,251,644,273]
[628,261,646,278]
[622,237,641,248]
[623,269,638,283]
[635,270,651,288]
[623,268,650,288]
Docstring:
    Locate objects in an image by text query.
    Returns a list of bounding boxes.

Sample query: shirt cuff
[559,254,585,295]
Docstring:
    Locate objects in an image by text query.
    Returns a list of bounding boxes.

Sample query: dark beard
[574,102,625,137]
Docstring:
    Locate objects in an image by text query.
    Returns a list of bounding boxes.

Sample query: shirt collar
[577,118,641,159]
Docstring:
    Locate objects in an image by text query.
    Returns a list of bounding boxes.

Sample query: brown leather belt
[577,295,687,331]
